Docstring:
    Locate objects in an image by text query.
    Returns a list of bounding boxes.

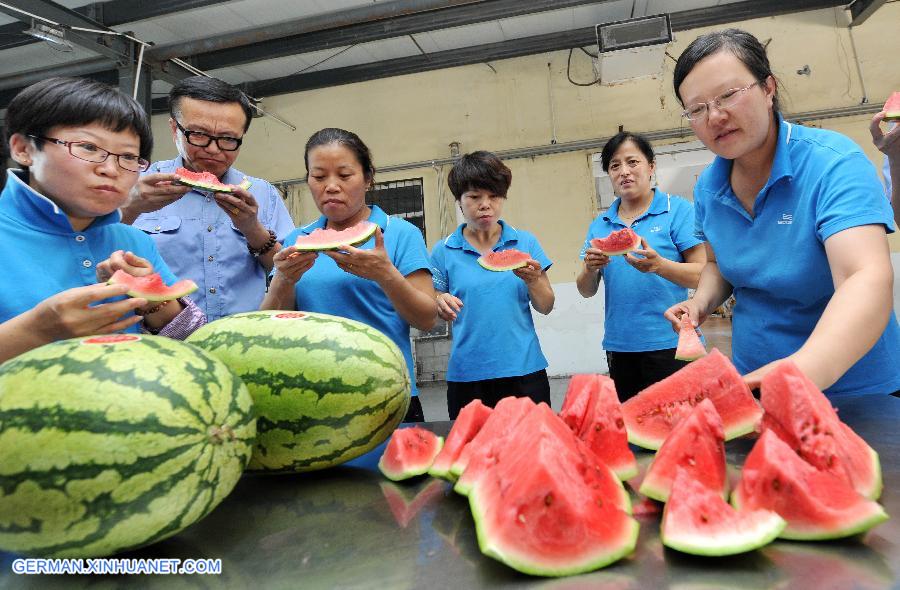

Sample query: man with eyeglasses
[121,76,294,321]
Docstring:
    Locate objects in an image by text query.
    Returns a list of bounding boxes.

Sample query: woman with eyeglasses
[0,77,206,363]
[664,29,900,398]
[576,132,706,401]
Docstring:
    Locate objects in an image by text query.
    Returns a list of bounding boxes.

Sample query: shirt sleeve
[525,232,552,270]
[816,150,895,242]
[392,222,432,278]
[429,242,449,292]
[150,297,207,340]
[669,199,705,253]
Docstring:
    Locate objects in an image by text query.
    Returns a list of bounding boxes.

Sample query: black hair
[673,28,779,113]
[447,151,512,200]
[169,76,254,132]
[5,77,153,159]
[304,128,376,183]
[600,132,655,173]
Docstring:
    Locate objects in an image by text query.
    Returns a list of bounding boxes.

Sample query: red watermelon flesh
[639,398,727,503]
[378,427,444,481]
[661,467,785,556]
[621,348,762,450]
[674,313,706,361]
[449,396,535,479]
[174,167,251,192]
[477,248,531,272]
[760,360,882,500]
[429,399,493,481]
[884,91,900,121]
[590,228,641,256]
[380,479,446,528]
[560,375,637,481]
[731,430,888,540]
[294,221,378,251]
[107,270,198,302]
[469,427,639,576]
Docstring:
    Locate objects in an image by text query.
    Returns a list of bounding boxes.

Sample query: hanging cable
[566,48,601,87]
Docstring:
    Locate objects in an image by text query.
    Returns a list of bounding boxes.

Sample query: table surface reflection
[2,394,899,589]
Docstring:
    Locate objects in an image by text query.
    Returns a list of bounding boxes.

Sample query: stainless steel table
[3,394,899,589]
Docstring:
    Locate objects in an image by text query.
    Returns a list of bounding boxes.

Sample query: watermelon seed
[827,455,835,467]
[700,514,709,523]
[687,456,696,466]
[772,478,781,491]
[544,493,554,506]
[636,417,643,424]
[616,417,624,429]
[596,498,603,507]
[595,424,603,432]
[518,514,526,524]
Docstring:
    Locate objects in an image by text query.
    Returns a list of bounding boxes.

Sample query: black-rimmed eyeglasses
[681,80,765,121]
[29,135,150,172]
[174,121,243,151]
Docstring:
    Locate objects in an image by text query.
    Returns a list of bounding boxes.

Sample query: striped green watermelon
[0,334,255,558]
[187,311,411,472]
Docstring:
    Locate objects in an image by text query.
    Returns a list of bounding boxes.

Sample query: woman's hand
[95,250,155,283]
[33,283,146,340]
[436,292,463,322]
[272,246,317,283]
[512,259,544,284]
[583,247,611,273]
[663,300,708,333]
[870,111,900,159]
[325,227,394,283]
[624,237,662,273]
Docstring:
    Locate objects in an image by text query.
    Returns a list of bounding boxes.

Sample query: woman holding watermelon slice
[576,132,707,401]
[665,29,900,397]
[430,151,556,418]
[263,128,437,422]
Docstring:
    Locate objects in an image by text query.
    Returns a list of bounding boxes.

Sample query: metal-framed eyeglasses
[681,80,765,121]
[174,120,243,151]
[29,135,150,172]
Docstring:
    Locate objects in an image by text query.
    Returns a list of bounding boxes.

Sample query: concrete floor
[418,316,733,422]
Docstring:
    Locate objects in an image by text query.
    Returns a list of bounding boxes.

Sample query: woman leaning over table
[576,132,706,401]
[261,128,438,422]
[663,28,900,397]
[430,151,555,419]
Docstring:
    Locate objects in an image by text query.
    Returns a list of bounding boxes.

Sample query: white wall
[532,282,607,376]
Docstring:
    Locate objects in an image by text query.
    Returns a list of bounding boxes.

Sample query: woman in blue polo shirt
[430,151,555,419]
[263,128,438,422]
[665,29,900,397]
[576,132,706,401]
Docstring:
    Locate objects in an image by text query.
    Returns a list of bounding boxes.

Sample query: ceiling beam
[846,0,887,25]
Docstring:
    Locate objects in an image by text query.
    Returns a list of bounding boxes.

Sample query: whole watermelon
[0,334,256,558]
[187,311,411,472]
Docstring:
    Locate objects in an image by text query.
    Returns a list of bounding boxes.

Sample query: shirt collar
[0,169,121,233]
[443,219,518,253]
[603,188,670,224]
[299,204,390,235]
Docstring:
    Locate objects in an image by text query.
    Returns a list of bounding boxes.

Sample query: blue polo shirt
[694,115,900,397]
[135,157,295,322]
[282,205,431,397]
[580,189,703,352]
[0,169,177,330]
[430,221,552,382]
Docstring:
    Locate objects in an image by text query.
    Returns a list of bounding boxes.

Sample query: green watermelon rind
[661,509,786,556]
[625,402,759,451]
[175,175,252,193]
[730,487,889,541]
[293,222,378,252]
[379,436,444,482]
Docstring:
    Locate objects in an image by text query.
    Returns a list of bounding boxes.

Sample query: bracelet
[135,299,170,316]
[248,229,277,257]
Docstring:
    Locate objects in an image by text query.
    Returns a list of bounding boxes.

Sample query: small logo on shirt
[649,225,662,233]
[777,213,793,225]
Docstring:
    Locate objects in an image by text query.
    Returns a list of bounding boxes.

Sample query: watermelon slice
[293,221,378,251]
[378,427,443,481]
[589,228,641,256]
[884,91,900,121]
[468,417,639,576]
[448,396,534,479]
[639,398,727,503]
[174,167,251,193]
[107,270,198,302]
[379,479,446,528]
[476,248,531,272]
[674,313,706,361]
[732,430,888,540]
[622,349,762,450]
[661,467,785,556]
[559,375,638,480]
[428,399,492,481]
[759,361,882,500]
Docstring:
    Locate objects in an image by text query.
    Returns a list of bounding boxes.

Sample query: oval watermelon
[0,334,255,557]
[590,228,641,256]
[293,221,378,251]
[107,270,198,302]
[477,249,531,272]
[186,311,411,472]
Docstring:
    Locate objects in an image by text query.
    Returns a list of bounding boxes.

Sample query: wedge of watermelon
[622,349,762,450]
[294,221,378,251]
[661,467,785,556]
[732,430,888,540]
[759,360,882,500]
[448,396,534,480]
[107,270,198,302]
[477,249,530,271]
[378,427,443,481]
[590,228,641,256]
[559,374,637,480]
[428,399,493,481]
[884,91,900,121]
[674,313,706,361]
[174,167,251,193]
[639,398,727,503]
